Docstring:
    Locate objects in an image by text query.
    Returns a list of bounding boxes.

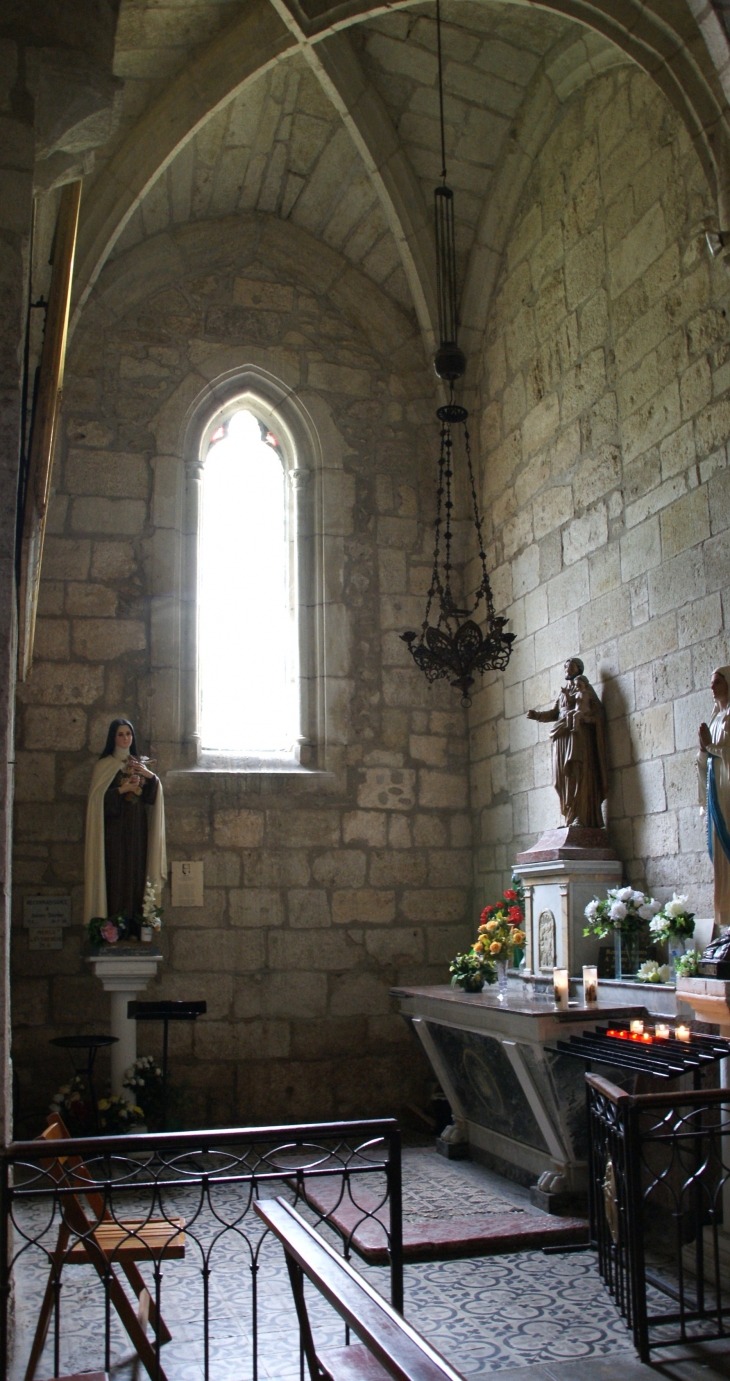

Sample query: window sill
[168,752,324,776]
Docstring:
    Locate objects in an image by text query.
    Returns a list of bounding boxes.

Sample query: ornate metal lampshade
[401,0,515,707]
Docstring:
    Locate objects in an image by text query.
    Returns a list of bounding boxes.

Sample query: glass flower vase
[614,930,640,981]
[667,936,686,977]
[496,960,509,1000]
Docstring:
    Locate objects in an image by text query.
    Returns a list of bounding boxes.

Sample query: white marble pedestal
[514,857,622,976]
[87,949,163,1093]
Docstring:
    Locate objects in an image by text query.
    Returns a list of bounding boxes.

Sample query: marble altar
[393,981,656,1198]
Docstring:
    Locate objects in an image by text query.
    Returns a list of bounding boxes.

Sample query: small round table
[50,1035,118,1132]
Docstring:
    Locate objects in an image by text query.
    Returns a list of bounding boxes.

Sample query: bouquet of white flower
[637,960,671,984]
[583,885,660,939]
[141,877,163,933]
[648,893,695,943]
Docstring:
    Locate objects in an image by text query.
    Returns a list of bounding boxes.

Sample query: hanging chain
[435,0,447,184]
[463,419,495,623]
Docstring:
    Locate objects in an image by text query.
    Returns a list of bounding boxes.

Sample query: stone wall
[472,64,730,916]
[11,213,473,1134]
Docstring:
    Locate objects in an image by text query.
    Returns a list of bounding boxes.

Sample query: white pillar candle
[655,1024,670,1039]
[582,966,598,1005]
[630,1019,644,1035]
[553,967,569,1010]
[676,1024,691,1041]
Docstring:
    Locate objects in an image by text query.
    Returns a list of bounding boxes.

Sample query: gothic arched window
[198,405,298,756]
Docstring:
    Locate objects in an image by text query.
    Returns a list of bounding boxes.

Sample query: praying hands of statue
[699,721,712,752]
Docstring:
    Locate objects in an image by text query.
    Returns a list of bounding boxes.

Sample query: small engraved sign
[28,926,64,951]
[24,896,71,927]
[171,861,204,907]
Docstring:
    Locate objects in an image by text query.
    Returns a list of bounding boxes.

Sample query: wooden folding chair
[25,1114,185,1381]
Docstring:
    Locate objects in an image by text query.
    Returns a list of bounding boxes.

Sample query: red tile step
[297,1182,589,1264]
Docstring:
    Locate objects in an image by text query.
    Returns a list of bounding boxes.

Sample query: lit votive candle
[582,965,598,1005]
[676,1024,691,1041]
[655,1024,670,1039]
[553,967,569,1010]
[630,1019,644,1035]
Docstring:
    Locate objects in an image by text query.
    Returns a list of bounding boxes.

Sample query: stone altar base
[514,831,621,977]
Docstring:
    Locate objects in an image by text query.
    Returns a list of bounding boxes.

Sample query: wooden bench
[254,1197,465,1381]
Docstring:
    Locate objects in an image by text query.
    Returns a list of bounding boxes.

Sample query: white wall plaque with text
[171,861,204,907]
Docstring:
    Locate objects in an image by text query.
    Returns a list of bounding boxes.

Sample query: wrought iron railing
[587,1071,730,1359]
[0,1118,403,1381]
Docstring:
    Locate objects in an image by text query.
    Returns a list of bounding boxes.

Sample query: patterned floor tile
[8,1148,635,1380]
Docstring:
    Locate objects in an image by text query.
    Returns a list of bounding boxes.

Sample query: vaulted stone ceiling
[72,0,730,353]
[96,0,630,334]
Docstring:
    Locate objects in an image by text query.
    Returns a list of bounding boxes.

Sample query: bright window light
[199,407,293,752]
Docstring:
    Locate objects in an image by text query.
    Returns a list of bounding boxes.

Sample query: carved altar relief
[538,909,556,971]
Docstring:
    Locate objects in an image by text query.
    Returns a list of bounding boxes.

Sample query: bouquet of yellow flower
[476,901,526,963]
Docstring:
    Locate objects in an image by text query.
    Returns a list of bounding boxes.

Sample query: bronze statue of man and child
[525,658,730,966]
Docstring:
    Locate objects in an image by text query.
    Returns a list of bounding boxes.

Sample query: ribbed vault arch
[72,0,730,367]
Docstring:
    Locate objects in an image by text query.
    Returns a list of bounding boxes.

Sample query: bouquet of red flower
[476,877,526,963]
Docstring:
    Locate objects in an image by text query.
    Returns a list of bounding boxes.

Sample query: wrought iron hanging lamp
[401,0,515,707]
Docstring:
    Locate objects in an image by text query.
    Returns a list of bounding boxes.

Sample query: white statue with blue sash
[698,667,730,928]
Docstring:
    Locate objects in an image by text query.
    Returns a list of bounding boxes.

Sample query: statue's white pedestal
[513,856,622,976]
[87,949,163,1094]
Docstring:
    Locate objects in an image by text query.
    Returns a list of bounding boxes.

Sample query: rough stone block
[213,809,264,848]
[16,662,104,707]
[357,768,415,810]
[71,498,147,535]
[65,450,148,498]
[629,704,674,760]
[288,890,331,927]
[633,811,678,858]
[565,227,605,308]
[268,929,363,970]
[65,584,118,618]
[522,393,559,457]
[579,585,631,646]
[648,548,704,619]
[562,504,607,566]
[90,542,137,582]
[674,688,711,753]
[15,803,83,842]
[33,620,70,661]
[660,487,710,558]
[308,362,370,396]
[230,889,284,927]
[41,539,91,581]
[331,890,395,925]
[609,201,665,299]
[312,850,367,887]
[329,971,391,1017]
[368,850,427,887]
[173,930,265,973]
[620,516,661,582]
[342,811,387,847]
[677,592,722,649]
[532,486,572,542]
[14,752,55,802]
[619,613,677,671]
[400,888,468,922]
[266,810,340,848]
[547,561,589,621]
[23,707,87,751]
[72,619,145,660]
[417,769,468,810]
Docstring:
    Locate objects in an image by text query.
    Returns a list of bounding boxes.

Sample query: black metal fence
[587,1071,730,1359]
[1,1118,402,1381]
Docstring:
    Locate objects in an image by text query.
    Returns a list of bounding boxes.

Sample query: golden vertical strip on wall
[17,179,82,683]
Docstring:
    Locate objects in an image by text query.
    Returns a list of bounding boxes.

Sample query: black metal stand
[127,1001,206,1128]
[50,1035,118,1133]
